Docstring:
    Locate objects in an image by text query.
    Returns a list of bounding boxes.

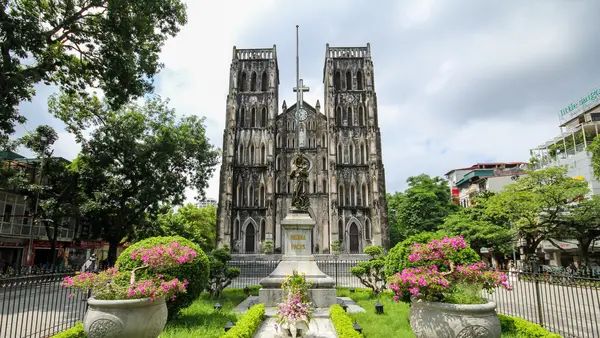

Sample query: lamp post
[353,321,362,333]
[213,302,222,311]
[374,300,384,314]
[224,320,234,332]
[27,136,48,273]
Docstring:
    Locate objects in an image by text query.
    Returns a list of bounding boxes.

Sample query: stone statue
[290,155,310,211]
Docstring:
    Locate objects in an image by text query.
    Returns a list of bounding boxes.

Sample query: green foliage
[220,303,265,338]
[331,240,342,254]
[116,236,209,318]
[588,135,600,180]
[386,232,445,277]
[350,245,387,294]
[51,322,85,338]
[148,204,217,252]
[262,239,274,253]
[0,0,187,147]
[387,174,459,246]
[556,194,600,267]
[485,167,589,259]
[67,97,219,261]
[208,247,241,298]
[329,304,364,338]
[442,283,486,305]
[440,193,512,255]
[499,315,562,338]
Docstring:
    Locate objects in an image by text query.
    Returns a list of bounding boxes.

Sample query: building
[530,87,600,195]
[198,198,218,208]
[445,162,529,207]
[0,151,107,272]
[216,44,388,254]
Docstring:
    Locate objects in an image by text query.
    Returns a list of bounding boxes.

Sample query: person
[81,253,97,273]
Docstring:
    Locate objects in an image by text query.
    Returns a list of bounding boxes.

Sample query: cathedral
[216,43,388,254]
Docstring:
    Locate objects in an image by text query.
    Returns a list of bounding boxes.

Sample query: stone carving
[88,317,124,338]
[290,155,310,211]
[456,325,493,338]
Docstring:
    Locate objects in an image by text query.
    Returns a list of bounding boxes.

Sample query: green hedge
[329,304,363,338]
[116,236,210,318]
[221,303,265,338]
[51,322,85,338]
[499,314,562,338]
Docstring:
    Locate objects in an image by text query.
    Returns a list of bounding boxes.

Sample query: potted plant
[274,270,313,338]
[61,241,196,338]
[388,236,512,338]
[262,239,274,254]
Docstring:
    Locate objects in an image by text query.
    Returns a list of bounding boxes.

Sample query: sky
[15,0,600,203]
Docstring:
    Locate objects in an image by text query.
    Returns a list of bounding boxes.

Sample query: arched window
[349,143,355,164]
[236,185,242,206]
[261,107,267,127]
[260,219,266,241]
[350,185,356,206]
[360,144,365,165]
[357,70,363,90]
[359,106,365,126]
[261,71,268,91]
[277,135,281,147]
[362,184,368,206]
[240,72,247,91]
[248,185,254,206]
[234,219,240,240]
[322,179,327,193]
[347,107,353,127]
[259,185,265,207]
[365,219,371,240]
[287,180,291,193]
[336,106,342,126]
[239,108,245,128]
[322,156,326,171]
[237,144,243,164]
[276,178,281,193]
[345,71,352,90]
[337,144,343,163]
[321,134,326,147]
[334,72,341,91]
[250,72,257,91]
[276,156,281,170]
[260,144,266,164]
[339,184,345,206]
[338,219,344,241]
[312,180,317,194]
[251,108,256,128]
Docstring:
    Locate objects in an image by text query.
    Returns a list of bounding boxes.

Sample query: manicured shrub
[51,322,85,338]
[385,231,479,278]
[329,304,364,338]
[221,303,265,338]
[116,236,209,318]
[208,247,241,298]
[350,245,387,294]
[499,314,562,338]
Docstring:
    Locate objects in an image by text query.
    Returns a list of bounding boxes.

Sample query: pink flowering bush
[388,236,512,304]
[274,270,313,331]
[61,241,196,301]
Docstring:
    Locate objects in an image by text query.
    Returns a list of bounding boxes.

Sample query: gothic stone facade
[216,44,388,254]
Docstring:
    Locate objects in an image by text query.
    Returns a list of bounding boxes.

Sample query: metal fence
[0,273,87,338]
[485,271,600,338]
[226,260,365,289]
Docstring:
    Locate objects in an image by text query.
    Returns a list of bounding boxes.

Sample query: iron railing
[0,273,87,338]
[486,271,600,338]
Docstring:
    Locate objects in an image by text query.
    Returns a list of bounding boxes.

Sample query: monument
[258,26,337,308]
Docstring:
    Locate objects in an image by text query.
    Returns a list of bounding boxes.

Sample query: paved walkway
[233,296,365,337]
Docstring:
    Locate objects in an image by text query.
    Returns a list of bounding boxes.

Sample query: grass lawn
[336,288,517,338]
[160,287,258,338]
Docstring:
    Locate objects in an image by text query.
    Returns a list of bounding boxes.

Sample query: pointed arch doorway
[245,223,256,253]
[349,223,359,253]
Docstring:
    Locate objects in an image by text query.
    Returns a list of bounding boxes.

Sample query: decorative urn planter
[84,297,168,338]
[409,298,501,338]
[280,320,309,338]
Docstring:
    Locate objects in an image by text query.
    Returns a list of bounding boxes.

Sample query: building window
[261,107,267,127]
[338,219,344,241]
[347,107,353,127]
[334,72,341,91]
[239,72,247,91]
[3,204,12,223]
[345,71,352,90]
[250,72,257,91]
[261,71,268,91]
[357,70,363,90]
[322,179,327,193]
[337,144,343,163]
[336,107,342,126]
[260,219,266,241]
[359,106,365,126]
[251,108,256,128]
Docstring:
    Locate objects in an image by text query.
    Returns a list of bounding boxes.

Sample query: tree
[350,245,387,294]
[587,135,600,180]
[556,195,600,268]
[207,247,240,298]
[69,97,219,263]
[0,0,187,148]
[15,125,84,270]
[485,167,588,264]
[388,174,459,245]
[440,193,512,255]
[144,203,217,253]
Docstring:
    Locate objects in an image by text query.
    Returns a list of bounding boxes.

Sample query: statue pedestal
[259,211,337,307]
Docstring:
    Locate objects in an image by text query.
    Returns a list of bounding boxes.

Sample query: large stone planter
[84,297,168,338]
[410,298,501,338]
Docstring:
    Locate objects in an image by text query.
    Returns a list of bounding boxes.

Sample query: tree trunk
[43,220,58,272]
[107,236,119,266]
[578,237,592,268]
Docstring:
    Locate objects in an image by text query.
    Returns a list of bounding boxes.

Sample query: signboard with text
[558,87,600,125]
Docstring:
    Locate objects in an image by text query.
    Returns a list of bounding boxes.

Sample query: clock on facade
[296,108,308,121]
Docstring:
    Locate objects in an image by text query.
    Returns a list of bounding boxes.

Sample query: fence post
[532,262,544,327]
[335,258,338,285]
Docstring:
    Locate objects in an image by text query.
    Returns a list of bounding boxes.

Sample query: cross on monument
[293,79,310,109]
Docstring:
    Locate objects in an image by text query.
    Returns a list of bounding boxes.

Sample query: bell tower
[216,46,279,251]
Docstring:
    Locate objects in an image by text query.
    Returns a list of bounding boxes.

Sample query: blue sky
[16,0,600,202]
